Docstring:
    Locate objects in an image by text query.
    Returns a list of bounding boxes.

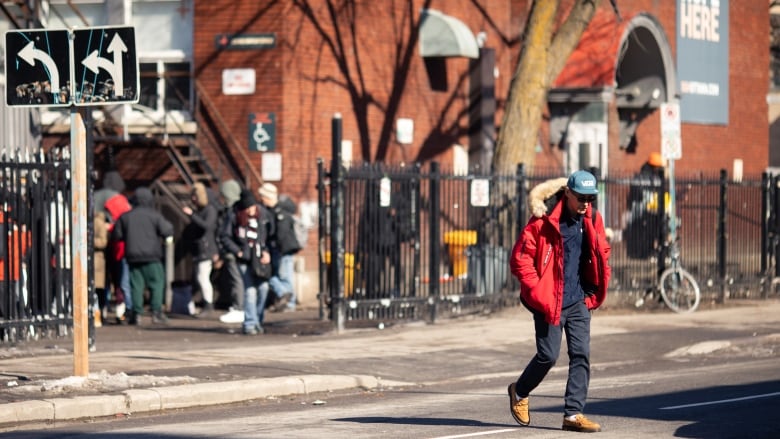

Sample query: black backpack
[273,207,303,255]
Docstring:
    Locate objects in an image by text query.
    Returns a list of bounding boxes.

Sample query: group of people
[94,171,174,326]
[93,172,302,333]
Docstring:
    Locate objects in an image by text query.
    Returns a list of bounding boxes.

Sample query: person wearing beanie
[220,180,242,209]
[626,153,666,259]
[216,179,245,323]
[183,182,219,317]
[258,182,298,312]
[218,187,273,334]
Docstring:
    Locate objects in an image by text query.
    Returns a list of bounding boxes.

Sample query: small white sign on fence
[470,179,490,207]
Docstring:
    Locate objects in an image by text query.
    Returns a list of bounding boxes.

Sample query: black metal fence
[319,161,779,324]
[1,152,778,341]
[0,151,74,342]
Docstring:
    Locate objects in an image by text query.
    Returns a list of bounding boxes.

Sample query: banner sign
[676,0,729,125]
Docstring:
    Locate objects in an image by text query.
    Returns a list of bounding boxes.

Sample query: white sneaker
[219,309,244,323]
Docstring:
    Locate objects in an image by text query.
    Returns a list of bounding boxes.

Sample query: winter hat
[258,182,278,206]
[236,189,257,210]
[102,170,126,193]
[567,170,599,195]
[220,179,242,207]
[648,152,665,168]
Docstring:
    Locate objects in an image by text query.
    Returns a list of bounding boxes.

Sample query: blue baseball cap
[567,170,599,195]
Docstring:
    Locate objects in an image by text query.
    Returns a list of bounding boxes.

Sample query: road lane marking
[660,392,780,410]
[428,429,517,439]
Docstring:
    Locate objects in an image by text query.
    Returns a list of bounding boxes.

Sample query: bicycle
[634,221,701,313]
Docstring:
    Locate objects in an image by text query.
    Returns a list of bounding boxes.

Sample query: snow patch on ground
[665,341,732,358]
[4,370,198,396]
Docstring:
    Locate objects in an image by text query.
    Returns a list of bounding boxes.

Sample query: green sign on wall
[249,112,275,152]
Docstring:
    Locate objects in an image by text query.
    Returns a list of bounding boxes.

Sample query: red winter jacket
[510,178,611,325]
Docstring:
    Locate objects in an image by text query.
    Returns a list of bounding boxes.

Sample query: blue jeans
[120,258,132,310]
[515,300,591,416]
[269,253,295,308]
[240,263,269,331]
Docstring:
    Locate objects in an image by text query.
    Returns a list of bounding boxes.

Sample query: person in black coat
[182,182,219,315]
[111,187,174,325]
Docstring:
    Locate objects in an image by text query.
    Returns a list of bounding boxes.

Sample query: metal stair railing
[194,79,263,189]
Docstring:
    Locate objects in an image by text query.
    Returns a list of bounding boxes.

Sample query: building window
[139,61,191,114]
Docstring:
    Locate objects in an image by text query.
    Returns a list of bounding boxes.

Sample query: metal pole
[428,162,440,322]
[668,158,677,244]
[329,114,345,333]
[717,169,728,303]
[760,172,770,276]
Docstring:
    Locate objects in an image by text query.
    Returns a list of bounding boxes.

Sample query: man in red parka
[507,170,611,433]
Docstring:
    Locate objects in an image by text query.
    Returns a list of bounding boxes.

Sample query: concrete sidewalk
[1,300,779,427]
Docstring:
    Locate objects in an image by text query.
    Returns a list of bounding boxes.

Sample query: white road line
[428,429,517,439]
[660,392,780,410]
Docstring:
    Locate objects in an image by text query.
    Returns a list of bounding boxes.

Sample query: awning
[419,9,479,59]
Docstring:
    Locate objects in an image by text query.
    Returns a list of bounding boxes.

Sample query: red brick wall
[536,0,769,177]
[194,0,769,194]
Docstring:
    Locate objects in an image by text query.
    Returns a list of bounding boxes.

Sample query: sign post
[5,26,138,377]
[661,101,682,243]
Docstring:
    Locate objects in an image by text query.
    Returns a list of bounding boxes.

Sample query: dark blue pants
[515,300,591,416]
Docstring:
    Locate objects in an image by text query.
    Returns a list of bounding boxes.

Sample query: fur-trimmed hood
[528,177,568,218]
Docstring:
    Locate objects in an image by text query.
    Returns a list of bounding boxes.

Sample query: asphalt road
[2,304,778,438]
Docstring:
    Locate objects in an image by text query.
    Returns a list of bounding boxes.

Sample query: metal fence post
[761,172,770,282]
[329,114,345,333]
[317,158,328,320]
[515,163,526,238]
[717,169,728,303]
[428,161,441,322]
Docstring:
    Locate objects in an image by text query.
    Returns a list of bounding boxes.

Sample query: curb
[0,374,379,425]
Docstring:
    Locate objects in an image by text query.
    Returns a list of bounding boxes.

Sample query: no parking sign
[661,102,682,160]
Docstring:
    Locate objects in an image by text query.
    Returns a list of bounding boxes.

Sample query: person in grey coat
[111,187,174,325]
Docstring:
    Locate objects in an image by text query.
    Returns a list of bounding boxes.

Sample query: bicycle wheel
[659,266,701,313]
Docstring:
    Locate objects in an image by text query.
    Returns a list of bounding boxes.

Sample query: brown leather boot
[507,383,530,426]
[562,414,601,432]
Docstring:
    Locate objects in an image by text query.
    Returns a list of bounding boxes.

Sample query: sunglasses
[569,191,596,203]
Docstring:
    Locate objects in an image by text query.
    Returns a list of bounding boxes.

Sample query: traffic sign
[661,101,682,160]
[72,26,138,106]
[5,29,71,107]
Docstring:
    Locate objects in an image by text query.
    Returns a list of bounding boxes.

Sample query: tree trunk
[493,0,604,174]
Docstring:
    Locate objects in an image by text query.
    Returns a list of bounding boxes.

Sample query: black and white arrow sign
[73,26,139,106]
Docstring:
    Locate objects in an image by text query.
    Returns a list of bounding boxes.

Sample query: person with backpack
[258,183,301,312]
[507,170,611,433]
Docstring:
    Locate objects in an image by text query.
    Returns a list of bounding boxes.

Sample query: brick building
[0,1,769,305]
[191,0,766,197]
